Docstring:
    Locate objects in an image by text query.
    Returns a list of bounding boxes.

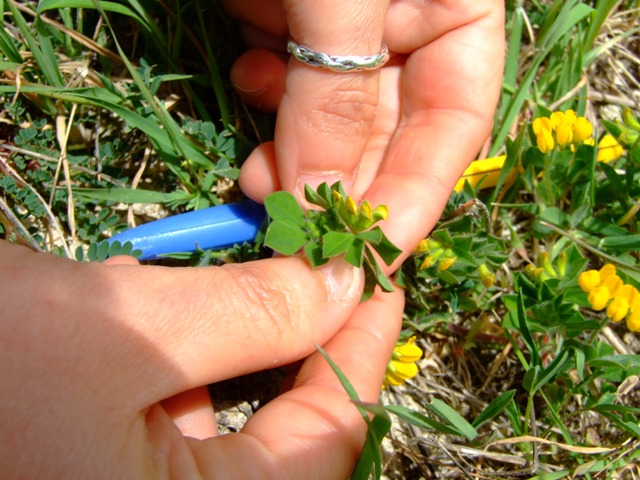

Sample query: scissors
[108,200,266,260]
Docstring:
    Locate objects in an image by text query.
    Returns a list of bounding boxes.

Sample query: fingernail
[232,82,268,97]
[320,258,363,304]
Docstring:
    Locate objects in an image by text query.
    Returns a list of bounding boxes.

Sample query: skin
[0,1,504,478]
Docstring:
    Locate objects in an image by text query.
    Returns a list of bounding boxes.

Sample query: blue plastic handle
[109,200,266,260]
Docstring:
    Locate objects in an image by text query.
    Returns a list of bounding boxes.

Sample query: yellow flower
[599,263,617,280]
[555,122,573,147]
[563,109,578,125]
[372,205,388,222]
[572,117,593,143]
[629,290,640,314]
[588,286,611,311]
[454,155,509,192]
[606,297,629,322]
[388,360,419,380]
[601,274,623,297]
[578,270,601,292]
[438,255,457,272]
[627,310,640,332]
[384,360,419,388]
[384,337,423,388]
[345,196,358,216]
[549,111,567,129]
[478,264,495,288]
[392,336,423,363]
[596,134,624,163]
[537,128,555,154]
[533,117,553,135]
[414,239,431,254]
[419,255,436,271]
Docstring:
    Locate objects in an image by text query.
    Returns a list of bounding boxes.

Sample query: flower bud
[438,255,457,272]
[478,263,495,288]
[556,250,567,278]
[419,255,436,271]
[540,252,557,278]
[414,239,431,254]
[354,200,373,231]
[346,196,358,216]
[372,205,389,222]
[621,108,640,131]
[619,129,639,147]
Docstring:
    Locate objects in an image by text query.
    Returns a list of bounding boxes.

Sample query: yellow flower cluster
[332,190,388,231]
[414,238,457,272]
[578,264,640,331]
[533,110,594,153]
[383,336,423,388]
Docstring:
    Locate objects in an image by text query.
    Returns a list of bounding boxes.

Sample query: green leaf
[426,399,478,440]
[38,0,149,29]
[351,411,391,480]
[516,289,541,367]
[365,250,394,293]
[264,191,306,226]
[304,183,329,210]
[322,231,356,258]
[385,404,461,436]
[316,182,334,207]
[303,242,328,268]
[472,390,517,429]
[264,221,308,255]
[599,234,640,251]
[367,227,403,266]
[533,349,572,392]
[523,365,540,393]
[316,345,389,479]
[344,238,365,268]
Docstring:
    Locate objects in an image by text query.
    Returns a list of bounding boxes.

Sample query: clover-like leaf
[344,237,366,268]
[322,231,356,258]
[367,227,403,266]
[264,221,308,255]
[264,190,306,225]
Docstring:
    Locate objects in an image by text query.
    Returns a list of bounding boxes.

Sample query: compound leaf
[265,221,308,255]
[322,231,356,258]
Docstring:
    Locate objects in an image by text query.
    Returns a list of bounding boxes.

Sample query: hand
[0,240,402,478]
[224,0,505,262]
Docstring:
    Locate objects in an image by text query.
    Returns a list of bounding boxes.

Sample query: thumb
[276,0,390,199]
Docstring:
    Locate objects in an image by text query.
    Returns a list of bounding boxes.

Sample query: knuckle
[219,264,299,342]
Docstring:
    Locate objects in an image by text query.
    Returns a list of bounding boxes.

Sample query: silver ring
[287,40,389,73]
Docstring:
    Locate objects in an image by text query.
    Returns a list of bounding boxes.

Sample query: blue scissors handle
[109,200,266,260]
